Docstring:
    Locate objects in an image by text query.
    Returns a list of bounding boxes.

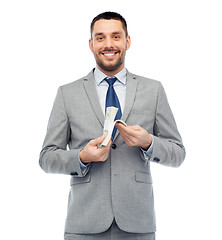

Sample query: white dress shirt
[94,67,127,115]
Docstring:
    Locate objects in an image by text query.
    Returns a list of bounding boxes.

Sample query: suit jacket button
[71,172,78,176]
[111,143,117,149]
[153,157,160,163]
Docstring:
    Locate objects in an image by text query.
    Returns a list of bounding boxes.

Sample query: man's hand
[79,135,111,164]
[115,122,152,150]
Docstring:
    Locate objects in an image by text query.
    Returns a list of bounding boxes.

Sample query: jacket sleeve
[148,82,186,167]
[39,86,90,177]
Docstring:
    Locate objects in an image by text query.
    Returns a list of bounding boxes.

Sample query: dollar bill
[100,106,127,147]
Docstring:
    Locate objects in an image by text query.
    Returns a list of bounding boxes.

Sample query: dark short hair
[90,11,128,38]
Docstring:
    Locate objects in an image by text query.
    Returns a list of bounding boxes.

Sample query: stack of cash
[100,106,127,147]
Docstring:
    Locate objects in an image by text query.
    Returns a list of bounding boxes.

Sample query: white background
[1,0,222,239]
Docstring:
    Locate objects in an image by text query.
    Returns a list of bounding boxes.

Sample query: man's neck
[97,64,125,77]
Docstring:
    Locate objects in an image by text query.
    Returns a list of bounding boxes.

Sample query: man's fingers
[116,123,151,149]
[106,139,112,147]
[115,122,126,130]
[116,124,139,138]
[90,135,106,145]
[115,123,135,144]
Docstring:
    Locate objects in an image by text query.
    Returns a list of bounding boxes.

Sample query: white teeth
[104,53,115,56]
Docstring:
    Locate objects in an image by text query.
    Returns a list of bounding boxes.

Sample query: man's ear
[126,35,131,50]
[89,38,94,53]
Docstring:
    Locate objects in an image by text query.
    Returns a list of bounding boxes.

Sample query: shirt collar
[94,67,127,86]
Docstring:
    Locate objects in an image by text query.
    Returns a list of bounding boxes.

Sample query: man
[39,11,185,240]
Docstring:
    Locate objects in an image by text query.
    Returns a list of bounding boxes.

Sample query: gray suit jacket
[39,69,185,234]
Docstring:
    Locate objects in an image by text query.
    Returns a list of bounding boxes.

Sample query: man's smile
[101,50,120,59]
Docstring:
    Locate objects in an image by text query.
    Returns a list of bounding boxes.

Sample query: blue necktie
[105,77,122,139]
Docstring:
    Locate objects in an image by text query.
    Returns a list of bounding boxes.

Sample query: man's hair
[90,11,128,38]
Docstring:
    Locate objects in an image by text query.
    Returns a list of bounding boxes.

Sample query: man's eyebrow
[94,31,123,37]
[94,32,104,37]
[112,31,123,35]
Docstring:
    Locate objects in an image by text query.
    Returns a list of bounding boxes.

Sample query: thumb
[90,135,106,145]
[127,125,141,131]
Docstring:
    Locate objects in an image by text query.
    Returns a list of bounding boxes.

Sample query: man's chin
[97,62,123,73]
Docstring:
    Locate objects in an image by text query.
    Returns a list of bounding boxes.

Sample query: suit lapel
[83,70,105,127]
[114,71,138,140]
[122,71,138,123]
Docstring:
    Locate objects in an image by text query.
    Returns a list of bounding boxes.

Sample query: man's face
[89,19,131,76]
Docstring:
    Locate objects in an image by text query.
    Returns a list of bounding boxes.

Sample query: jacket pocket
[135,171,152,184]
[70,173,91,186]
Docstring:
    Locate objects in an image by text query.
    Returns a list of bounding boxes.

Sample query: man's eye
[114,35,120,39]
[97,37,104,41]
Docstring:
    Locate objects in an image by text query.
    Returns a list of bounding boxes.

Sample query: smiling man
[39,12,185,240]
[89,17,131,75]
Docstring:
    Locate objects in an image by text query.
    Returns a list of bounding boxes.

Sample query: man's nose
[104,37,114,48]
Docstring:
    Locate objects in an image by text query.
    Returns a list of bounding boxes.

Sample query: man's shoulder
[61,77,84,89]
[128,71,161,87]
[60,70,94,89]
